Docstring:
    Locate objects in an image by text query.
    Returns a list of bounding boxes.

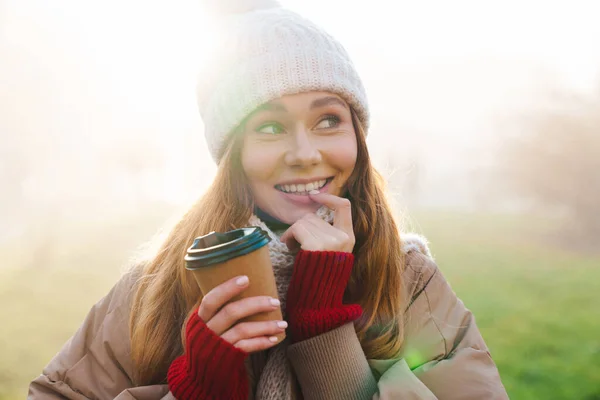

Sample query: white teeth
[278,179,329,193]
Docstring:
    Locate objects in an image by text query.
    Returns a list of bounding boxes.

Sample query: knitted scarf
[247,207,333,400]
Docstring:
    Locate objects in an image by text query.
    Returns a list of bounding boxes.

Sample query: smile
[275,178,331,195]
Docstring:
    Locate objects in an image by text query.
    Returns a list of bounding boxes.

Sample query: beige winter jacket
[28,247,508,399]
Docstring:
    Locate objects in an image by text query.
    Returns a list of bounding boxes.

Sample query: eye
[256,123,285,135]
[315,115,340,129]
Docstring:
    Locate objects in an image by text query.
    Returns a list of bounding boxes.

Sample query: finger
[301,213,343,239]
[304,212,351,241]
[233,336,281,353]
[280,226,299,251]
[279,210,312,244]
[302,213,353,252]
[303,212,338,232]
[198,275,249,322]
[221,320,287,345]
[281,220,317,251]
[206,296,281,335]
[308,193,353,234]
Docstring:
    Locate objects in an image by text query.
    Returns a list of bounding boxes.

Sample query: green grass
[409,211,600,399]
[2,209,599,399]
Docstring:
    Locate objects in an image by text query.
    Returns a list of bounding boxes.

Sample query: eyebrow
[248,96,349,120]
[310,96,349,110]
[253,102,287,113]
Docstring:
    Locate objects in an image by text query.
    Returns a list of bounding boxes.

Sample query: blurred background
[1,0,599,398]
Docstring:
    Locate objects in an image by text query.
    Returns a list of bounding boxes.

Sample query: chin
[275,205,320,225]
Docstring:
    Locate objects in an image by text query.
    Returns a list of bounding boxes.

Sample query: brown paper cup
[186,228,285,341]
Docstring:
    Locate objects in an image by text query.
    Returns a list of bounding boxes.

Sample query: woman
[29,1,508,399]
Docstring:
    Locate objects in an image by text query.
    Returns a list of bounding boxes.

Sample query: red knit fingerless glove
[167,309,249,400]
[286,251,363,343]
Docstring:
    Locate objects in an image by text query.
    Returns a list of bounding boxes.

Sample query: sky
[1,0,599,209]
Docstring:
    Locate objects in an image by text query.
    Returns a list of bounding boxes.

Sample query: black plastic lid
[185,227,271,269]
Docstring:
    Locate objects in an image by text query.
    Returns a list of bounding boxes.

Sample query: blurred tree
[492,85,600,245]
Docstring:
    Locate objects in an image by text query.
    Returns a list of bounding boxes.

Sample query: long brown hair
[129,109,405,385]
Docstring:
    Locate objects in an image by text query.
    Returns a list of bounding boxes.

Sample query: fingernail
[309,189,320,195]
[236,276,249,286]
[277,321,288,329]
[270,298,281,306]
[269,336,279,343]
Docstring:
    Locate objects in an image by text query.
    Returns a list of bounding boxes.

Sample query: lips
[275,178,332,195]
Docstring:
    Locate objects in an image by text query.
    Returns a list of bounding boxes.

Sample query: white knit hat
[198,0,370,163]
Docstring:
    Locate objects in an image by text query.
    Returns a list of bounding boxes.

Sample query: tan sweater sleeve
[27,270,176,400]
[287,252,508,400]
[287,323,378,400]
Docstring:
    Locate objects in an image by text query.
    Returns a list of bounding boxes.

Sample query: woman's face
[241,91,358,224]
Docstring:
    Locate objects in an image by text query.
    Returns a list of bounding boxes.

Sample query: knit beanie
[197,0,370,163]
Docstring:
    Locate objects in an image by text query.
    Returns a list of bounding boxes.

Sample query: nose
[284,128,322,168]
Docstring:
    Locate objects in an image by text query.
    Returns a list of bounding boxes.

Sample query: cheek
[327,135,358,174]
[241,139,278,186]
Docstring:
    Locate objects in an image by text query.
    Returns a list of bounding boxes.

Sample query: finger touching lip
[307,192,349,209]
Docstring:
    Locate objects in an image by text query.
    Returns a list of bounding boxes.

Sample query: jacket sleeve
[372,251,508,399]
[27,270,176,400]
[287,251,508,400]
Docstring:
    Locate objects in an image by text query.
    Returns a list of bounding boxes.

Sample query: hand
[280,192,355,253]
[198,276,287,353]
